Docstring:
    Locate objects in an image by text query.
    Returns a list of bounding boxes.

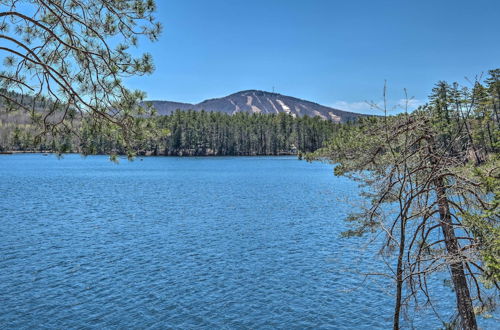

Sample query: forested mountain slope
[0,90,363,155]
[148,90,363,122]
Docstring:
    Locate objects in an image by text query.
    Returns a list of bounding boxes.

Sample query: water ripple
[0,155,497,329]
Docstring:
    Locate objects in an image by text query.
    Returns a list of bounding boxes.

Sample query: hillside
[147,90,362,123]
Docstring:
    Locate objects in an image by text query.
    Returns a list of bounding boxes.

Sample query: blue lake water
[0,154,497,329]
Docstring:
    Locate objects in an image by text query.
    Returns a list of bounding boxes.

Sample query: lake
[0,154,496,329]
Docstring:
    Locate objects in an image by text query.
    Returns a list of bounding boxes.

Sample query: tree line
[0,110,341,156]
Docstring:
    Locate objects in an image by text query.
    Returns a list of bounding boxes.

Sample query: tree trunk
[393,217,406,330]
[435,177,478,330]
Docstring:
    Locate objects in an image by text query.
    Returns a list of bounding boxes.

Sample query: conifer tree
[0,0,161,156]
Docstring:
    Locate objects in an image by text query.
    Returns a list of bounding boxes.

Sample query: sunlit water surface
[0,154,497,329]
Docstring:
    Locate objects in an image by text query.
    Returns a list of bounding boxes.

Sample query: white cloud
[330,100,383,114]
[330,98,426,114]
[396,98,426,110]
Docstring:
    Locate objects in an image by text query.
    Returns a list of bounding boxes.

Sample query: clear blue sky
[126,0,500,114]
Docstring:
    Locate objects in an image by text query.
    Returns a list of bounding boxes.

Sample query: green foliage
[0,0,162,152]
[310,69,500,327]
[1,110,338,156]
[462,163,500,284]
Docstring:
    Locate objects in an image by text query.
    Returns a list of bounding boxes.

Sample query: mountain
[146,90,362,123]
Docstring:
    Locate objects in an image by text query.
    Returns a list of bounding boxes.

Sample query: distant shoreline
[0,151,300,157]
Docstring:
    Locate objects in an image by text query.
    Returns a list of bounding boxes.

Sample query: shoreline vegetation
[307,70,500,329]
[0,151,300,157]
[0,110,341,157]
